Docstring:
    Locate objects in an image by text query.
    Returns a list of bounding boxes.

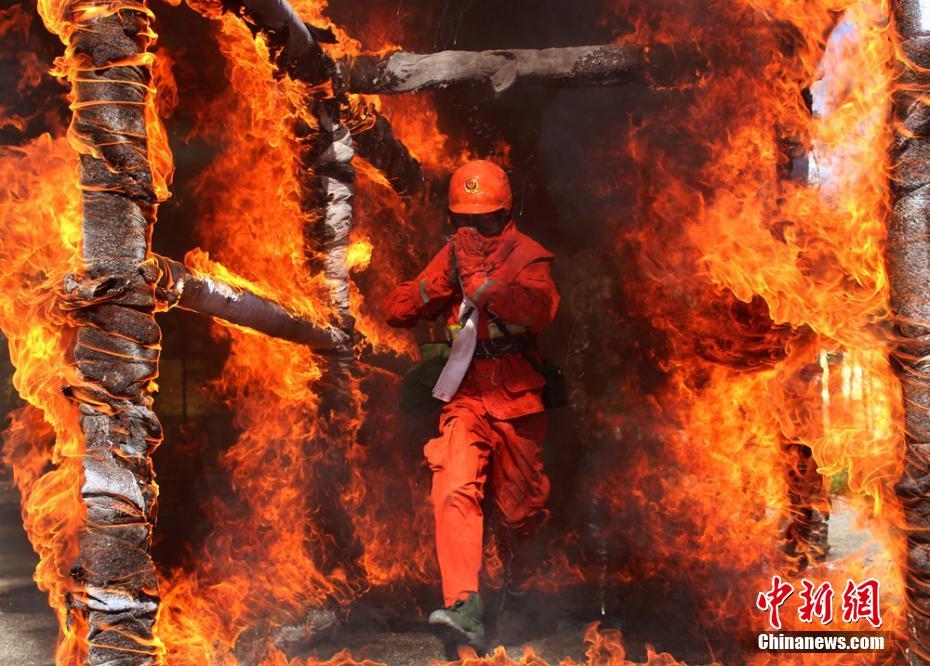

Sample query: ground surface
[0,475,881,666]
[0,477,57,666]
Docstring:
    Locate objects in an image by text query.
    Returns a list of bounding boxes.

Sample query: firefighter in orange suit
[385,160,559,647]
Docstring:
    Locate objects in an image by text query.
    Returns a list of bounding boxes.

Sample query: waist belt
[473,335,537,359]
[447,321,528,341]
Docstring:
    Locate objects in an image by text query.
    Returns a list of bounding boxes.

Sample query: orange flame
[0,131,85,660]
[596,0,903,657]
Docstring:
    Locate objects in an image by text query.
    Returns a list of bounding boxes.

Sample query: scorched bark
[58,0,162,662]
[307,98,355,328]
[890,1,930,664]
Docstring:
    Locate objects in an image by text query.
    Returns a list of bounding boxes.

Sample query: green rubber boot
[428,592,486,648]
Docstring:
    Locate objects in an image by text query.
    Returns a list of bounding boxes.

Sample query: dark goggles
[448,210,508,237]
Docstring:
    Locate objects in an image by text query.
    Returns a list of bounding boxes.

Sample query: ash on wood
[308,98,356,327]
[890,2,930,664]
[334,44,645,95]
[57,0,163,662]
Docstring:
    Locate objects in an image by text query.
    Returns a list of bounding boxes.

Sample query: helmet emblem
[464,177,479,193]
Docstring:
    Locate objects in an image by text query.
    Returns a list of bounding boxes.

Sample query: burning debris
[0,0,925,664]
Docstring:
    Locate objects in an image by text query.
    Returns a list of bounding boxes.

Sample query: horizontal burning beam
[153,255,348,350]
[334,44,648,94]
[225,0,654,96]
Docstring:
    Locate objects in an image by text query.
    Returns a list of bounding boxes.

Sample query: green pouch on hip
[400,343,451,413]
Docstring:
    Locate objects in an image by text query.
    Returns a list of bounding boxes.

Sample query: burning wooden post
[54,0,164,661]
[219,0,423,195]
[890,1,930,663]
[294,94,372,617]
[781,437,830,572]
[185,0,373,651]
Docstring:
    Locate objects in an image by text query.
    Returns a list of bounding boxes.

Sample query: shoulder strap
[448,239,460,286]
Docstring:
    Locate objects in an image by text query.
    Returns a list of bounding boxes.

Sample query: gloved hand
[452,227,489,283]
[452,226,519,307]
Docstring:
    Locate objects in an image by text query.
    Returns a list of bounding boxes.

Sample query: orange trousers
[425,394,549,606]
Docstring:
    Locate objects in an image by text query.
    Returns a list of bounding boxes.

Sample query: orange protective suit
[386,223,559,605]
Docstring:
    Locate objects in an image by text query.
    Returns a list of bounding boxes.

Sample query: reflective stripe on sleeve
[471,279,500,305]
[419,278,430,304]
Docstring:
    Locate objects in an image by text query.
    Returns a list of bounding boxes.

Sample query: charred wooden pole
[781,438,830,572]
[154,255,404,381]
[228,0,372,615]
[308,98,356,332]
[154,254,347,349]
[217,0,424,192]
[226,0,409,620]
[56,0,164,661]
[220,0,331,85]
[890,2,930,663]
[219,0,653,97]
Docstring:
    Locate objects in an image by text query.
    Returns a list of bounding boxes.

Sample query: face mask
[447,210,508,237]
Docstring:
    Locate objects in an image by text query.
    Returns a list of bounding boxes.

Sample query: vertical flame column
[776,93,829,574]
[890,1,930,663]
[294,96,367,616]
[60,0,163,661]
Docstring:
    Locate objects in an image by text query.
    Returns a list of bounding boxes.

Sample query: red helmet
[448,160,512,215]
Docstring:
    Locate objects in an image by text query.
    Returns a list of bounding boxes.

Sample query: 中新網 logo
[755,575,882,630]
